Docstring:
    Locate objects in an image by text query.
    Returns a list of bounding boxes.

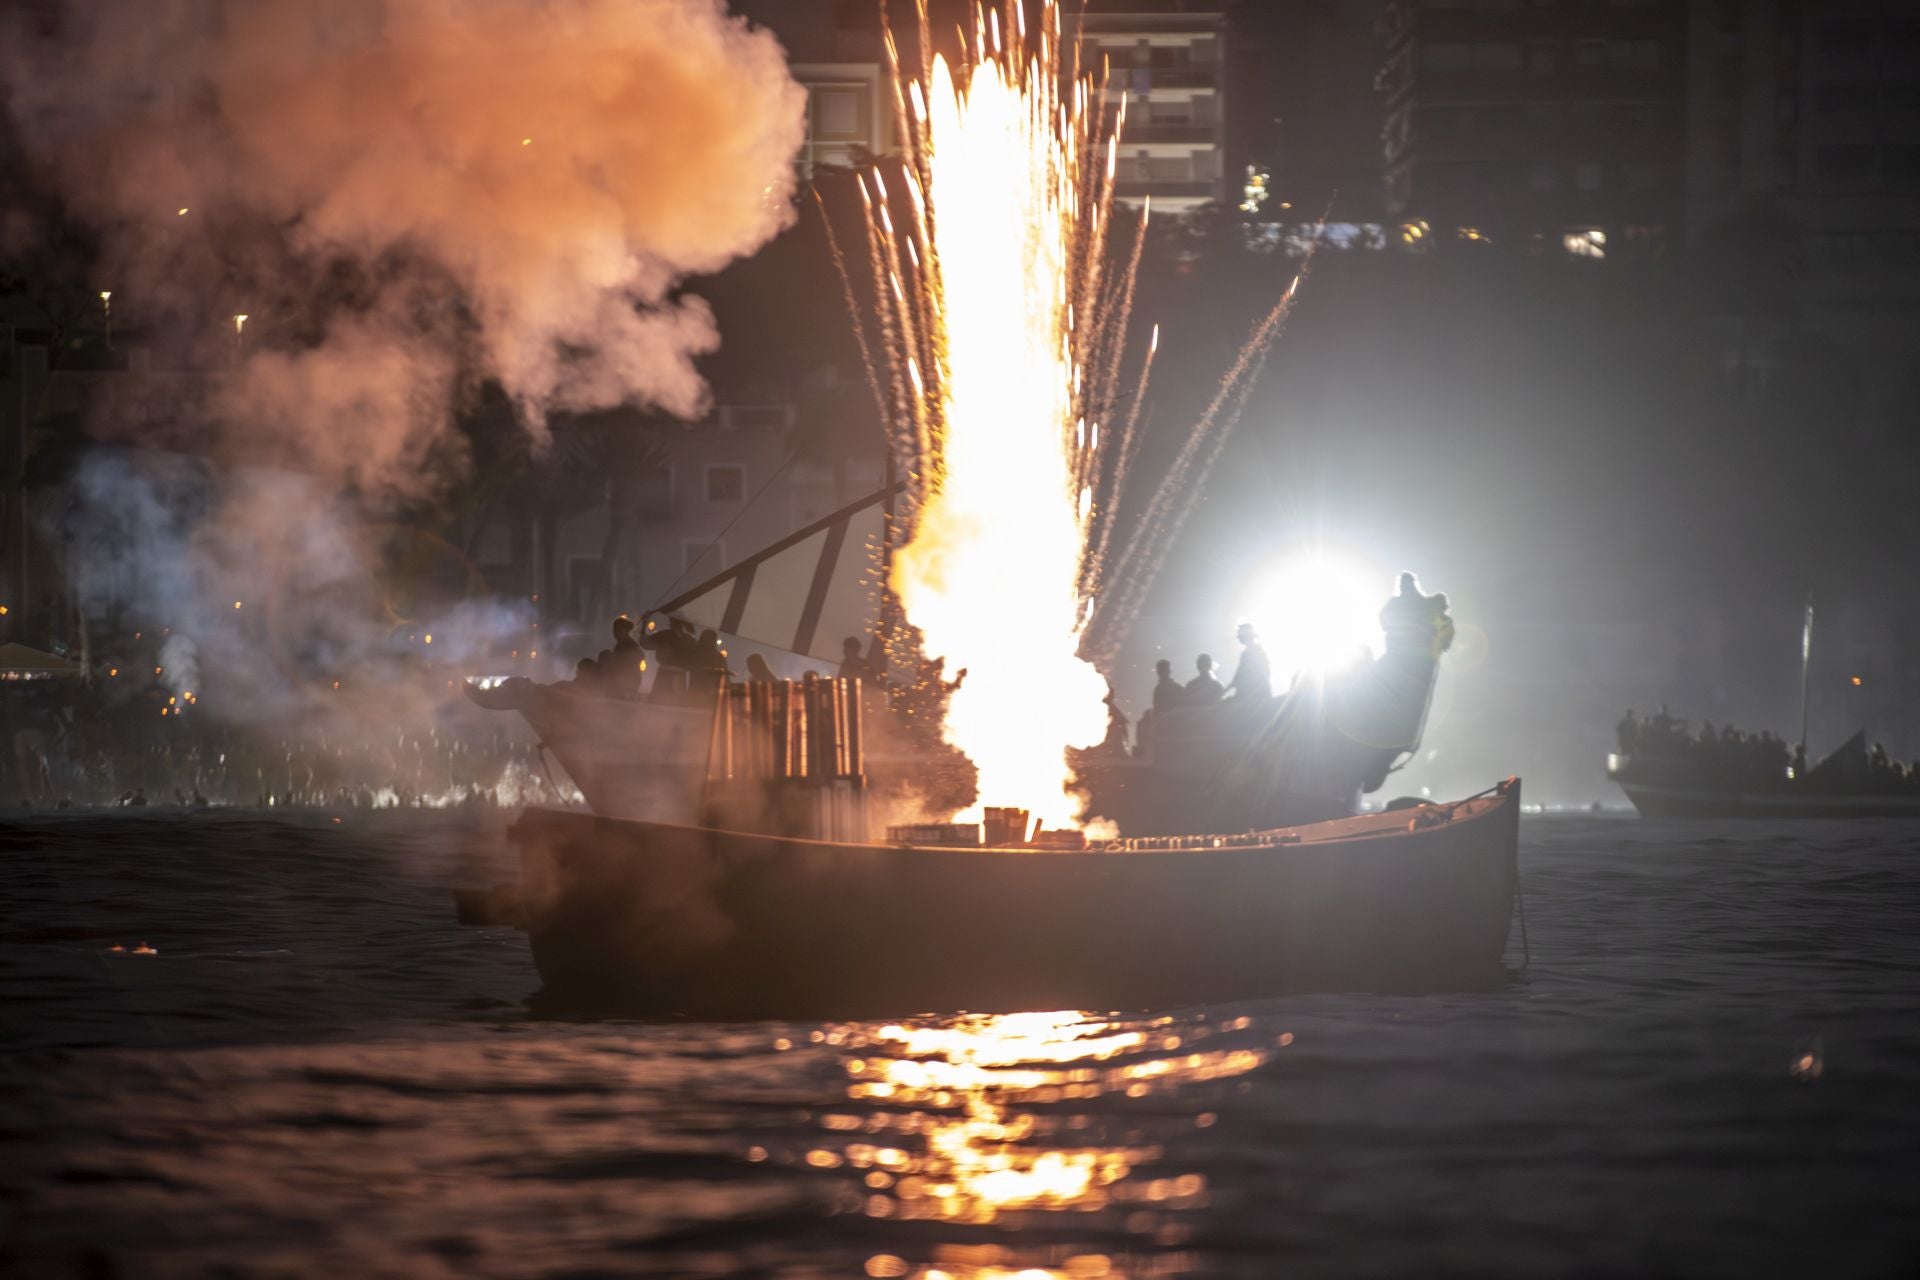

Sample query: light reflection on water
[767,1010,1274,1279]
[13,815,1920,1275]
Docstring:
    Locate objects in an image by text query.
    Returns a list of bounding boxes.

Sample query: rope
[1515,874,1532,970]
[534,742,570,808]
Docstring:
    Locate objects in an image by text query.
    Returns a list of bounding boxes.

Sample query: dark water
[3,811,1918,1278]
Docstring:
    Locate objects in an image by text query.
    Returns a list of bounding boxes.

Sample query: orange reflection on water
[806,1010,1264,1247]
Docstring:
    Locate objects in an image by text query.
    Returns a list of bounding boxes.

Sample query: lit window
[1239,164,1271,215]
[1564,227,1607,259]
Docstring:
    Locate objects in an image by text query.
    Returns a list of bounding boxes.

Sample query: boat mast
[1797,591,1814,768]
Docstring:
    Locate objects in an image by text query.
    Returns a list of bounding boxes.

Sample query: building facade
[465,402,885,641]
[1682,0,1920,432]
[1080,1,1228,215]
[735,0,895,176]
[1379,0,1688,256]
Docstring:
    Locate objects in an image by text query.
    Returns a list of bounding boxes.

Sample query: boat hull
[501,779,1522,1019]
[470,679,714,823]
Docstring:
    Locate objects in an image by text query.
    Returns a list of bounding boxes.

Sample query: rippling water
[3,810,1918,1278]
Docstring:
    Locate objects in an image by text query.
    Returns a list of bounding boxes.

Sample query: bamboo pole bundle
[846,676,864,778]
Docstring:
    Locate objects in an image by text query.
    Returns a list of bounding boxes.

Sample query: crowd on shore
[2,665,574,812]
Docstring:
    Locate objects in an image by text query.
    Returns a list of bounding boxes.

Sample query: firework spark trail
[1086,282,1304,658]
[1109,296,1292,592]
[1078,207,1334,658]
[856,177,925,477]
[872,170,941,485]
[812,186,893,449]
[1091,200,1149,437]
[1099,341,1282,663]
[863,0,1116,826]
[851,0,1305,825]
[1073,202,1151,589]
[1080,317,1159,603]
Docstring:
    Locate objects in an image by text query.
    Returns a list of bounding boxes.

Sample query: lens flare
[1237,549,1387,681]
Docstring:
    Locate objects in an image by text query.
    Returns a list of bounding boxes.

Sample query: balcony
[1118,122,1220,145]
[1108,64,1222,93]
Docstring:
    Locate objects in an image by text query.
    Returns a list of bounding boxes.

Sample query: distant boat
[464,778,1522,1019]
[1609,594,1920,818]
[1609,731,1920,819]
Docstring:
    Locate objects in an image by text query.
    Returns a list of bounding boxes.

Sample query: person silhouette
[1185,654,1224,704]
[1151,658,1184,715]
[1229,623,1271,700]
[839,636,875,683]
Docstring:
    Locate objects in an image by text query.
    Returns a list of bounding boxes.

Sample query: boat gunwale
[512,778,1519,862]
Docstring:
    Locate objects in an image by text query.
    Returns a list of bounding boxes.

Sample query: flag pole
[1797,591,1814,767]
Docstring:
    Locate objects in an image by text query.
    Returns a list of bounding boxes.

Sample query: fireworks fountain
[859,0,1302,830]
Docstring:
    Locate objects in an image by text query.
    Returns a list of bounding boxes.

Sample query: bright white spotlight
[1237,550,1386,682]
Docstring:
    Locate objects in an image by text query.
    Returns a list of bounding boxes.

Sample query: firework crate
[983,806,1033,846]
[1027,829,1088,852]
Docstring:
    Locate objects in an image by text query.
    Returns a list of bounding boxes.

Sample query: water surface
[2,811,1917,1277]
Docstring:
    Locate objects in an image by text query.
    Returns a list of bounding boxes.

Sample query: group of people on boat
[1616,707,1920,794]
[568,572,1455,768]
[1617,708,1800,784]
[570,615,733,700]
[1118,624,1273,756]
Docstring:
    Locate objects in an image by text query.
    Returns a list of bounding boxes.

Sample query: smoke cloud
[1,0,806,751]
[7,0,804,484]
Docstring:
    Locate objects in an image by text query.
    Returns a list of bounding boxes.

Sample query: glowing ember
[883,3,1113,828]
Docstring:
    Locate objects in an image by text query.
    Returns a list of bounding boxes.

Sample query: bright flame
[887,26,1109,828]
[1237,549,1387,681]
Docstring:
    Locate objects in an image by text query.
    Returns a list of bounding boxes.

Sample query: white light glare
[1236,549,1387,682]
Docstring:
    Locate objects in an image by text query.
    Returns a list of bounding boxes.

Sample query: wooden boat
[466,676,715,824]
[469,778,1521,1019]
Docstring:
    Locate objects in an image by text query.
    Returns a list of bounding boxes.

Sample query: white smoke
[4,0,805,489]
[3,0,806,734]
